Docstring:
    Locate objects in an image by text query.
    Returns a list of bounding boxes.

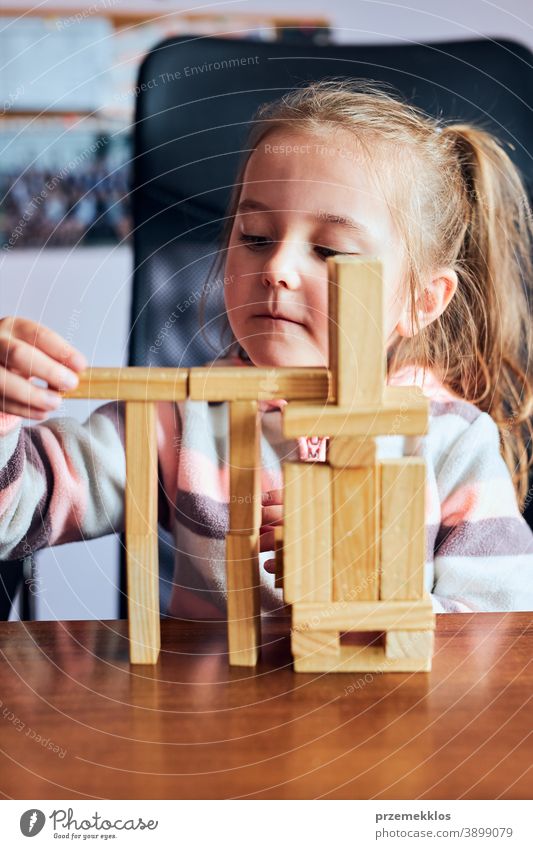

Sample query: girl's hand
[261,488,283,574]
[0,316,87,420]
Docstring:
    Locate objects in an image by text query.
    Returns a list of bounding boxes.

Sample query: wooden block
[63,367,188,401]
[283,462,332,604]
[326,256,385,407]
[291,628,340,659]
[292,595,435,633]
[229,401,261,535]
[125,401,160,664]
[380,458,426,600]
[274,525,283,590]
[385,629,434,660]
[226,532,261,666]
[283,386,429,438]
[328,437,377,468]
[189,366,331,402]
[126,535,161,664]
[293,643,432,673]
[332,467,380,601]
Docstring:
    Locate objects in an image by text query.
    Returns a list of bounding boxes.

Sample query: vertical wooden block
[283,462,332,603]
[332,466,380,601]
[328,436,377,468]
[291,626,340,660]
[327,257,385,408]
[274,525,283,590]
[125,401,160,664]
[229,400,261,535]
[226,532,261,666]
[385,629,434,661]
[380,457,426,600]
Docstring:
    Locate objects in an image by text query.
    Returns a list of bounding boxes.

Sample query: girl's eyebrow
[236,198,373,239]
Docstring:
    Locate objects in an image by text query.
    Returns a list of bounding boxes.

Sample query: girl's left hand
[260,488,283,574]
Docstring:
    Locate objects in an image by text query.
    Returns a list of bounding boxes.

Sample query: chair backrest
[129,34,533,540]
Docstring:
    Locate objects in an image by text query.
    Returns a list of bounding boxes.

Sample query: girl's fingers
[0,335,80,391]
[0,367,62,417]
[13,318,87,373]
[259,527,276,551]
[262,488,283,506]
[261,504,283,526]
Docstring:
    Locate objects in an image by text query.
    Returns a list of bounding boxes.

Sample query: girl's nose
[261,244,302,290]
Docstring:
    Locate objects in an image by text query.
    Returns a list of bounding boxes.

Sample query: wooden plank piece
[293,643,432,673]
[274,525,283,590]
[385,629,434,660]
[229,400,261,535]
[63,367,188,401]
[380,458,426,600]
[226,532,261,666]
[282,462,332,604]
[189,367,331,402]
[326,256,385,407]
[291,628,340,659]
[283,387,429,438]
[332,466,380,601]
[292,595,435,633]
[328,436,377,468]
[125,401,160,664]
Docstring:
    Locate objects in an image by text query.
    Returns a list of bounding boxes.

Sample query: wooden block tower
[280,256,435,672]
[62,256,434,671]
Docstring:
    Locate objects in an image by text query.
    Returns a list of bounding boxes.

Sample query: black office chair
[124,34,533,614]
[0,557,34,620]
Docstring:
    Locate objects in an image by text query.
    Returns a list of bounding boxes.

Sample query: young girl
[1,78,533,618]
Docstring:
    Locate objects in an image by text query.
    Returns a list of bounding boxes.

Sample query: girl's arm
[431,410,533,612]
[0,399,179,561]
[0,405,126,560]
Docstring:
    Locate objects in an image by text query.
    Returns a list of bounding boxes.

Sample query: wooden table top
[0,613,531,800]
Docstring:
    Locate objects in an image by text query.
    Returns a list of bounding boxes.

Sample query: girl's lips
[255,314,305,326]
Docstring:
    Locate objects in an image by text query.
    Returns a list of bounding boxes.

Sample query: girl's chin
[246,346,327,369]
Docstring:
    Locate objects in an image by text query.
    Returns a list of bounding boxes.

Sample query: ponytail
[437,123,533,508]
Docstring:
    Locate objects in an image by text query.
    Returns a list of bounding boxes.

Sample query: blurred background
[1,0,532,620]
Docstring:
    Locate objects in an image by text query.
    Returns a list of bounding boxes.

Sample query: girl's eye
[238,233,272,250]
[314,245,357,260]
[238,233,358,261]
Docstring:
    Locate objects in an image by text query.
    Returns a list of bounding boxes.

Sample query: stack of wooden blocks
[64,256,435,672]
[280,257,435,672]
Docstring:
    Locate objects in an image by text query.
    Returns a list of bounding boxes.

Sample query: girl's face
[224,127,407,367]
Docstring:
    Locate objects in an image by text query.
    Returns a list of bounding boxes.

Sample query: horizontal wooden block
[327,256,385,408]
[283,386,429,438]
[293,643,432,673]
[332,467,380,601]
[291,628,340,659]
[283,462,332,604]
[63,367,189,401]
[226,532,261,666]
[229,401,261,535]
[292,595,435,633]
[328,437,377,468]
[189,366,331,402]
[380,458,426,600]
[385,629,434,660]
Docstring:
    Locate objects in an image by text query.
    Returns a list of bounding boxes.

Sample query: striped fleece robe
[1,357,532,617]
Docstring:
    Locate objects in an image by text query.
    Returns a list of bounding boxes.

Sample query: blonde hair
[200,77,533,509]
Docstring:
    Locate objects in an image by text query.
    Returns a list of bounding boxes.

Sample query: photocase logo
[20,809,46,836]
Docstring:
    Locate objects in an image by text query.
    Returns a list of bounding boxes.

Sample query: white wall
[0,246,132,620]
[3,0,532,51]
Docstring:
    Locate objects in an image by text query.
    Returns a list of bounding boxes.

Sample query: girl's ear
[395,267,458,338]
